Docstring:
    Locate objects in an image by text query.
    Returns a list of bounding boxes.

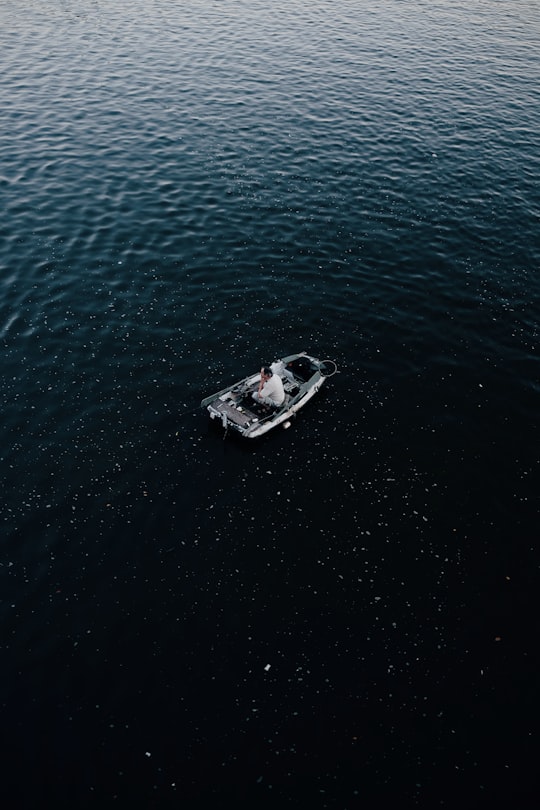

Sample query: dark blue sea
[1,1,538,807]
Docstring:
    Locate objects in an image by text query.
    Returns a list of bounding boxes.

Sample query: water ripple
[0,3,539,802]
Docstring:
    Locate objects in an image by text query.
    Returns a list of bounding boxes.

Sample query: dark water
[1,0,538,807]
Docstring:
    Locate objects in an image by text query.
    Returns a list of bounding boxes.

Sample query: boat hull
[201,352,329,438]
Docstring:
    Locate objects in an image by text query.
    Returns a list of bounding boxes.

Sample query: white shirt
[260,374,285,405]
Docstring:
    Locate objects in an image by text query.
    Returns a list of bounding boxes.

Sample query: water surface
[1,1,538,807]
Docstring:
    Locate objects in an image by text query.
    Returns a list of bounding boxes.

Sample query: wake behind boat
[201,352,337,438]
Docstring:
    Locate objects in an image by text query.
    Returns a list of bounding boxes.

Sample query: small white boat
[201,352,337,438]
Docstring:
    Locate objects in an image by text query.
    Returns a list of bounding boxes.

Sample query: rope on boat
[319,359,338,377]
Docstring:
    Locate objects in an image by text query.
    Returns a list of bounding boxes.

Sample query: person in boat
[252,366,285,408]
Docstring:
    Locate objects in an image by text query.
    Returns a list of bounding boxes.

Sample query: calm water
[1,0,539,807]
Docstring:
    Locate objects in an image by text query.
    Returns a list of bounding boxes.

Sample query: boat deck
[212,400,256,428]
[202,352,332,438]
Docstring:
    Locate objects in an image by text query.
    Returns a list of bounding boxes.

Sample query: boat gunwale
[202,352,325,438]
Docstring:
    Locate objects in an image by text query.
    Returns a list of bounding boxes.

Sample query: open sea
[1,1,538,807]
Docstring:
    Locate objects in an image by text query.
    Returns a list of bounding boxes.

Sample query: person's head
[262,367,273,379]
